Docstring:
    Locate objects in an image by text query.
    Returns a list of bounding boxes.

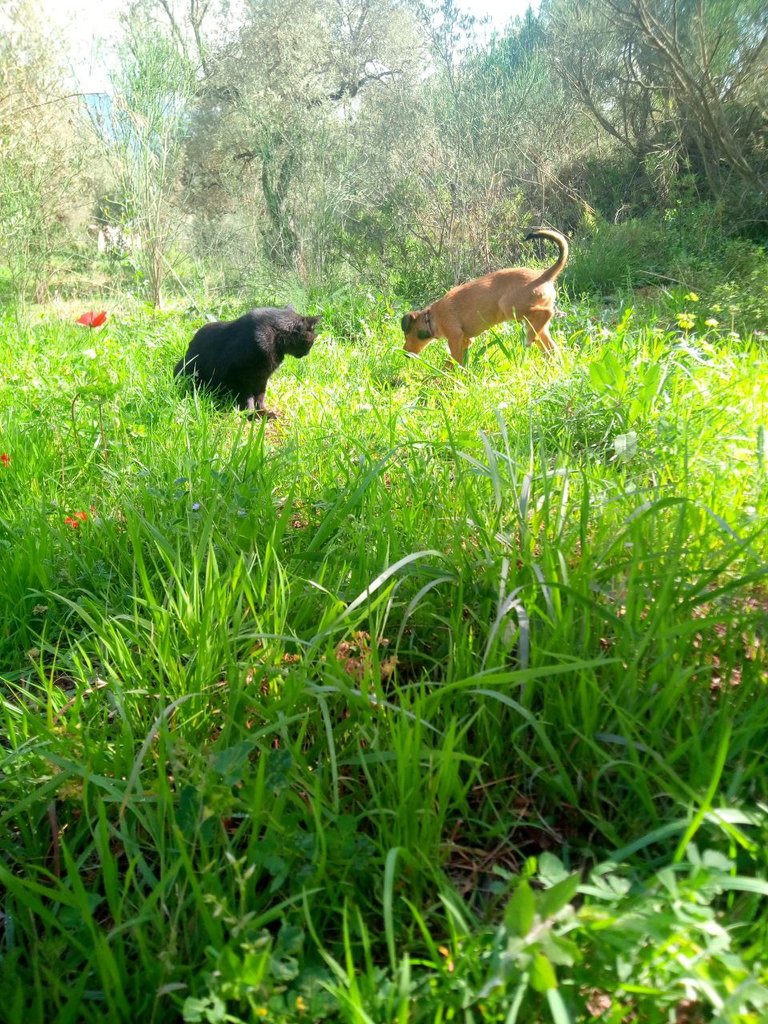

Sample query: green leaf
[538,873,580,920]
[210,740,255,785]
[242,949,271,986]
[538,852,568,885]
[605,349,623,378]
[613,430,638,461]
[530,951,557,993]
[176,784,201,838]
[181,997,207,1023]
[546,986,574,1024]
[718,875,768,896]
[266,747,293,793]
[505,879,536,937]
[543,934,581,967]
[589,360,611,392]
[640,361,662,400]
[182,995,226,1024]
[276,923,305,956]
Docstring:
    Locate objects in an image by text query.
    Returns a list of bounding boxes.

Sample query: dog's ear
[307,315,322,327]
[401,313,414,333]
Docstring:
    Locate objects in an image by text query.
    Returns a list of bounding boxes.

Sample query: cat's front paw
[246,408,278,420]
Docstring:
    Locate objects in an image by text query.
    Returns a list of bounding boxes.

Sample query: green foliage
[4,0,768,307]
[294,843,768,1023]
[0,2,92,302]
[566,207,768,331]
[1,294,767,1021]
[182,919,337,1022]
[89,22,196,308]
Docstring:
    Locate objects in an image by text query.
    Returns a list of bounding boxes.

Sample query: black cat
[174,306,321,417]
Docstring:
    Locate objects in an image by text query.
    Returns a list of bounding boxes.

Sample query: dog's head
[282,314,322,358]
[401,310,434,355]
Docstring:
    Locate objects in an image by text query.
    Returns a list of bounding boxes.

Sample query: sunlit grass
[1,295,767,1022]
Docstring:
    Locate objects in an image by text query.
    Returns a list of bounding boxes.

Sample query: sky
[43,0,537,92]
[462,0,537,35]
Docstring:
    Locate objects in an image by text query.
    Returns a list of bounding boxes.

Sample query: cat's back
[190,312,248,350]
[188,307,289,351]
[175,313,251,375]
[174,306,294,380]
[240,306,297,330]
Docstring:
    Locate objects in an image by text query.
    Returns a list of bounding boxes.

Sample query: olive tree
[91,15,195,307]
[547,0,768,207]
[0,1,91,302]
[183,0,422,278]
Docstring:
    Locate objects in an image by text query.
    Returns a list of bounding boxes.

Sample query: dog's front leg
[447,332,470,365]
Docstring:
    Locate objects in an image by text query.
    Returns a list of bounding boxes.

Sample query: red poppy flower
[0,453,9,466]
[64,511,88,529]
[76,311,107,328]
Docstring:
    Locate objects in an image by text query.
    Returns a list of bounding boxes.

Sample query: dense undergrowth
[1,287,767,1022]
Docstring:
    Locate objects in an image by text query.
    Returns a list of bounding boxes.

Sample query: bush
[567,217,670,293]
[567,205,768,314]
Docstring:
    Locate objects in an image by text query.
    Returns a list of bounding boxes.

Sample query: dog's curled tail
[524,228,569,282]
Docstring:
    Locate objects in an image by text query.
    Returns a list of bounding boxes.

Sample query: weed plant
[0,292,766,1022]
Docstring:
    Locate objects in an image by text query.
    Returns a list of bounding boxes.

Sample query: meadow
[1,287,767,1023]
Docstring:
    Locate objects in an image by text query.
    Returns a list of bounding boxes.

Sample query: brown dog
[401,228,568,363]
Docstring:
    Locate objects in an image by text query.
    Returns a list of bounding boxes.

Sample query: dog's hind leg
[524,311,557,354]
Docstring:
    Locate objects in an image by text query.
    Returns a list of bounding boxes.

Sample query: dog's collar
[424,308,434,338]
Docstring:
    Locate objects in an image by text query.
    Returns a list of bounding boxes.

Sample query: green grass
[1,292,767,1022]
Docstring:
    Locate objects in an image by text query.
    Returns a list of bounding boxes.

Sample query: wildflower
[676,312,696,331]
[192,502,201,511]
[64,511,88,529]
[0,453,9,466]
[704,317,719,328]
[683,292,699,302]
[295,996,308,1012]
[438,945,455,973]
[76,311,107,328]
